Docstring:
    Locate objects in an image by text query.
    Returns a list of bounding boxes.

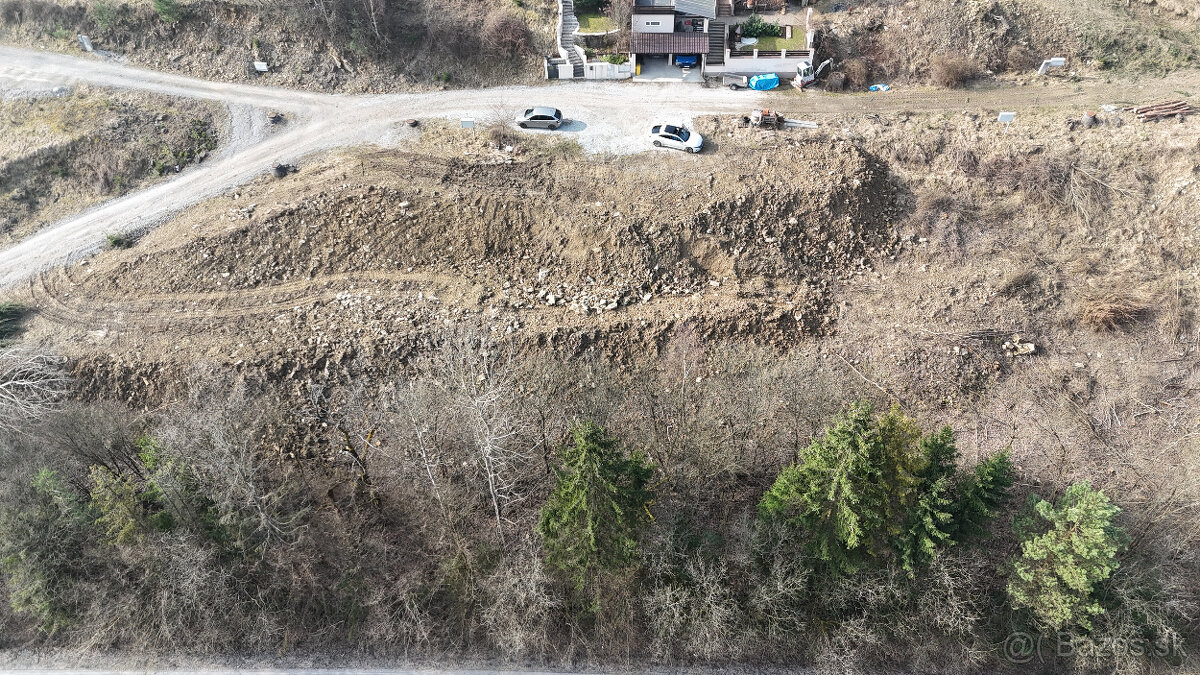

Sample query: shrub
[481,10,532,59]
[843,58,869,89]
[740,13,783,39]
[929,55,980,88]
[1007,482,1126,631]
[91,1,117,31]
[152,0,181,25]
[0,303,25,344]
[105,233,133,249]
[601,53,627,65]
[1005,44,1036,71]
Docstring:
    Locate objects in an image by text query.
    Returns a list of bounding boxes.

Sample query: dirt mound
[33,141,899,392]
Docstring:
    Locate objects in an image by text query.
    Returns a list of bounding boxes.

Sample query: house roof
[675,0,717,18]
[631,32,711,54]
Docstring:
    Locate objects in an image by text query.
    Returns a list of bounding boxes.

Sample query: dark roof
[631,32,711,54]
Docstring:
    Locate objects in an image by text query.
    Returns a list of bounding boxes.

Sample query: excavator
[792,50,832,89]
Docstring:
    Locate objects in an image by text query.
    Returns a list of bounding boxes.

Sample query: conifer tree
[895,427,957,573]
[537,422,655,590]
[951,449,1015,539]
[758,402,923,575]
[1007,481,1125,630]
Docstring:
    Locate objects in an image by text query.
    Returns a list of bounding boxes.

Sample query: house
[629,0,817,83]
[629,0,729,82]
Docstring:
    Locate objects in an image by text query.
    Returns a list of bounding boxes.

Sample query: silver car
[517,106,566,130]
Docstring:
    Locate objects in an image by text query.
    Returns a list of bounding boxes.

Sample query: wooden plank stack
[1123,100,1196,122]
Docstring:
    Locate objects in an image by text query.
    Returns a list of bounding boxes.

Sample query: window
[646,21,660,26]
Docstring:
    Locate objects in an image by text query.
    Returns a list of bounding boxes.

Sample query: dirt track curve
[3,45,1199,290]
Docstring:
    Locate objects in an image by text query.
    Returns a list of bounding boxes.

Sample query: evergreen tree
[758,402,924,575]
[1007,481,1126,631]
[537,422,655,590]
[895,427,957,573]
[951,449,1015,539]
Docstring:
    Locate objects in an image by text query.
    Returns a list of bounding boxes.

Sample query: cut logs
[1123,100,1196,122]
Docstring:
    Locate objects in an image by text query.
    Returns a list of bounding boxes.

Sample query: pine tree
[537,422,655,590]
[1007,481,1126,631]
[758,402,923,576]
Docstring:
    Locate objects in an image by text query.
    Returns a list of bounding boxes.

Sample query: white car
[649,123,703,153]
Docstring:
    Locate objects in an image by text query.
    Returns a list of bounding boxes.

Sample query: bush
[481,10,532,59]
[152,0,181,25]
[740,13,782,39]
[843,58,869,89]
[91,1,118,31]
[929,55,980,88]
[105,233,134,249]
[0,303,26,344]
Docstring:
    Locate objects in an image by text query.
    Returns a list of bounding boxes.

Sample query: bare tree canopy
[0,349,68,433]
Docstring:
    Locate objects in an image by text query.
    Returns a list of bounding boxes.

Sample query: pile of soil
[33,141,900,398]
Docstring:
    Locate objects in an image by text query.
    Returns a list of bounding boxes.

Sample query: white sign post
[460,118,476,138]
[1037,57,1066,76]
[997,111,1016,134]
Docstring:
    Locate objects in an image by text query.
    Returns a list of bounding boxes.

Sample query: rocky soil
[17,129,899,401]
[1,99,1195,517]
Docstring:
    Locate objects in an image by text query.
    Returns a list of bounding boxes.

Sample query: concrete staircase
[559,0,585,78]
[717,0,733,16]
[707,21,726,65]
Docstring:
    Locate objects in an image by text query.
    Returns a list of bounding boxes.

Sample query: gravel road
[3,45,1198,288]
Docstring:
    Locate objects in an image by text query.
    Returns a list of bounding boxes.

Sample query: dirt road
[3,45,1198,288]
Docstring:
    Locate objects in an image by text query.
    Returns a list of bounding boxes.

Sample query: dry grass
[982,154,1125,225]
[945,144,979,175]
[929,55,981,88]
[844,58,870,90]
[997,270,1038,297]
[1079,291,1151,331]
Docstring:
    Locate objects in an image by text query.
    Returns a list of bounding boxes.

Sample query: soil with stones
[20,138,898,402]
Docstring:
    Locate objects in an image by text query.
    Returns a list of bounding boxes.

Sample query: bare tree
[301,380,385,495]
[606,0,634,49]
[157,372,306,550]
[0,349,68,433]
[428,328,532,541]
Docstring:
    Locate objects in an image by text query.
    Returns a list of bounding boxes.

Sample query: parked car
[674,55,699,67]
[649,123,703,153]
[517,107,565,130]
